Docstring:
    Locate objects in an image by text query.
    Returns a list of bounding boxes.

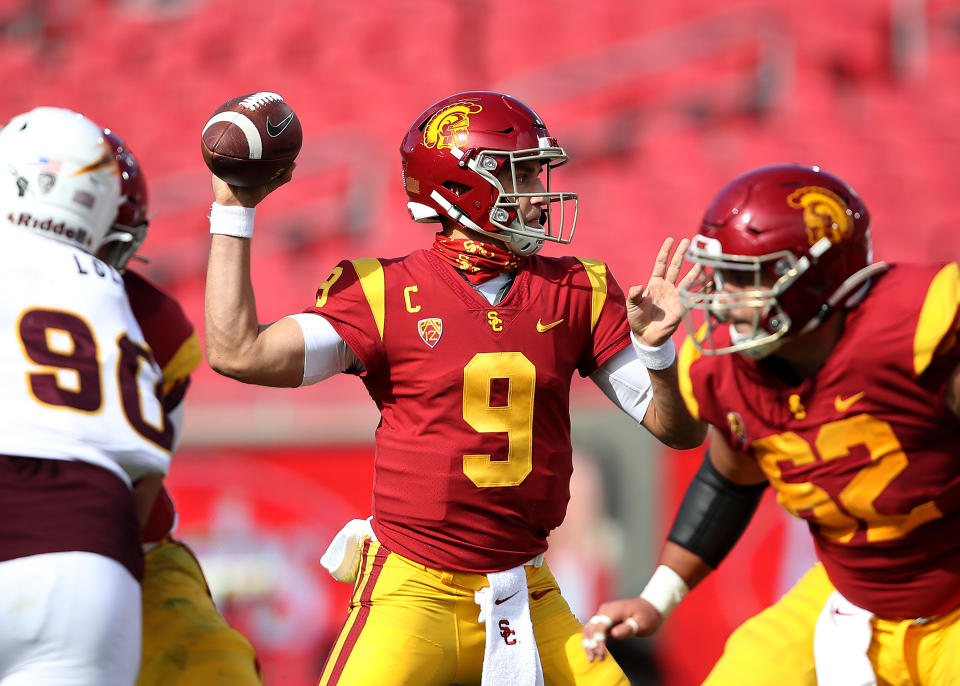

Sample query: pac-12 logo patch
[417,318,443,348]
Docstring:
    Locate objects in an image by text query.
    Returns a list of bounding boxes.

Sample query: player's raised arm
[632,237,706,448]
[200,92,307,387]
[204,171,306,387]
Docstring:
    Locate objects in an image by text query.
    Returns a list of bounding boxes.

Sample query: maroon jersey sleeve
[303,258,387,377]
[123,270,202,408]
[572,257,631,376]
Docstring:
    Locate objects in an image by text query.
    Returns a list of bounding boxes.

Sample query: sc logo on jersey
[422,101,482,150]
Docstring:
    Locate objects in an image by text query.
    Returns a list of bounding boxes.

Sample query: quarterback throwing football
[204,91,705,685]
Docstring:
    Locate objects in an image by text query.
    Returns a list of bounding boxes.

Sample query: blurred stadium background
[3,0,959,683]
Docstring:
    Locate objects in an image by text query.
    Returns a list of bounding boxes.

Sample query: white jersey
[0,229,172,485]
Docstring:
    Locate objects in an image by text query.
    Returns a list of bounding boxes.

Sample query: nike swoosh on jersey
[494,591,519,605]
[530,588,556,601]
[266,112,295,137]
[834,392,865,413]
[536,318,564,333]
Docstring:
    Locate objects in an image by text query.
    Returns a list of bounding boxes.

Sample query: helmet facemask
[680,234,822,358]
[469,145,577,256]
[99,220,148,272]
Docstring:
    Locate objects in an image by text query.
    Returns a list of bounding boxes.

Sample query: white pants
[0,551,141,686]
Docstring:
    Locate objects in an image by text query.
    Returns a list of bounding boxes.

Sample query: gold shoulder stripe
[162,331,203,395]
[678,330,704,421]
[351,258,386,341]
[576,257,607,332]
[914,262,960,376]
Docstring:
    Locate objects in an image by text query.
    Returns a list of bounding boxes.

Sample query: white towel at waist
[813,590,876,686]
[473,558,545,686]
[319,517,376,583]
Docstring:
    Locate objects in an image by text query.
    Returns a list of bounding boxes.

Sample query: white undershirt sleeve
[286,313,363,386]
[589,345,655,423]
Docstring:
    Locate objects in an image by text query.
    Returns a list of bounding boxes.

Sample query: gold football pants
[318,540,629,686]
[137,538,263,686]
[704,562,960,686]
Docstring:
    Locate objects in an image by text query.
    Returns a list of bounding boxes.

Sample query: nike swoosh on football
[536,318,564,333]
[494,592,519,605]
[266,112,295,137]
[834,392,865,413]
[530,589,555,601]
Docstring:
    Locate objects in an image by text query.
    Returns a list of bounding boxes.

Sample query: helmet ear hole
[442,181,472,197]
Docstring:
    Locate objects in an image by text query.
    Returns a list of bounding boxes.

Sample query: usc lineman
[583,164,960,685]
[204,91,705,685]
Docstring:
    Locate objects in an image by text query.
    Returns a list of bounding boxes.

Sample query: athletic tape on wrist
[209,203,256,239]
[639,565,689,619]
[631,331,677,370]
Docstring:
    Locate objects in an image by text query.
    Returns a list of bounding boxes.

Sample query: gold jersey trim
[162,331,202,396]
[678,332,703,421]
[914,262,960,376]
[575,257,607,333]
[352,258,386,341]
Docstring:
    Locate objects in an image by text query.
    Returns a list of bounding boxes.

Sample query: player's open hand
[211,164,295,209]
[581,596,663,663]
[628,237,702,347]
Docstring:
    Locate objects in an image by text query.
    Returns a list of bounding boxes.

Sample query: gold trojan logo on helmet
[786,186,854,246]
[423,102,483,150]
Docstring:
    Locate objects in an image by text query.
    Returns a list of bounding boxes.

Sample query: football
[200,92,302,187]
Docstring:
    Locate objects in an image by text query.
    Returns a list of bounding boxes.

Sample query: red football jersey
[307,249,631,572]
[679,263,960,619]
[124,270,203,543]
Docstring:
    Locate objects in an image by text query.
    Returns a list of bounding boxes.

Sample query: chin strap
[798,261,890,337]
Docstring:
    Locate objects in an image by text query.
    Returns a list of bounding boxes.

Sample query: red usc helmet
[680,164,880,358]
[400,91,577,256]
[99,129,148,271]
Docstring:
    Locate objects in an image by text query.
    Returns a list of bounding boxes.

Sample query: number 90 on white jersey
[0,231,173,486]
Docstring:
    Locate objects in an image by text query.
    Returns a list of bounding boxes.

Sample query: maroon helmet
[400,91,577,256]
[99,128,148,271]
[680,164,878,357]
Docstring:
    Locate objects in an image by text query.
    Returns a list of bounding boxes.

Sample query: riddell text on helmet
[7,211,92,248]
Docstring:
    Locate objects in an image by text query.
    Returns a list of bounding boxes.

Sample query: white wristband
[631,331,677,370]
[209,203,256,239]
[639,565,690,619]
